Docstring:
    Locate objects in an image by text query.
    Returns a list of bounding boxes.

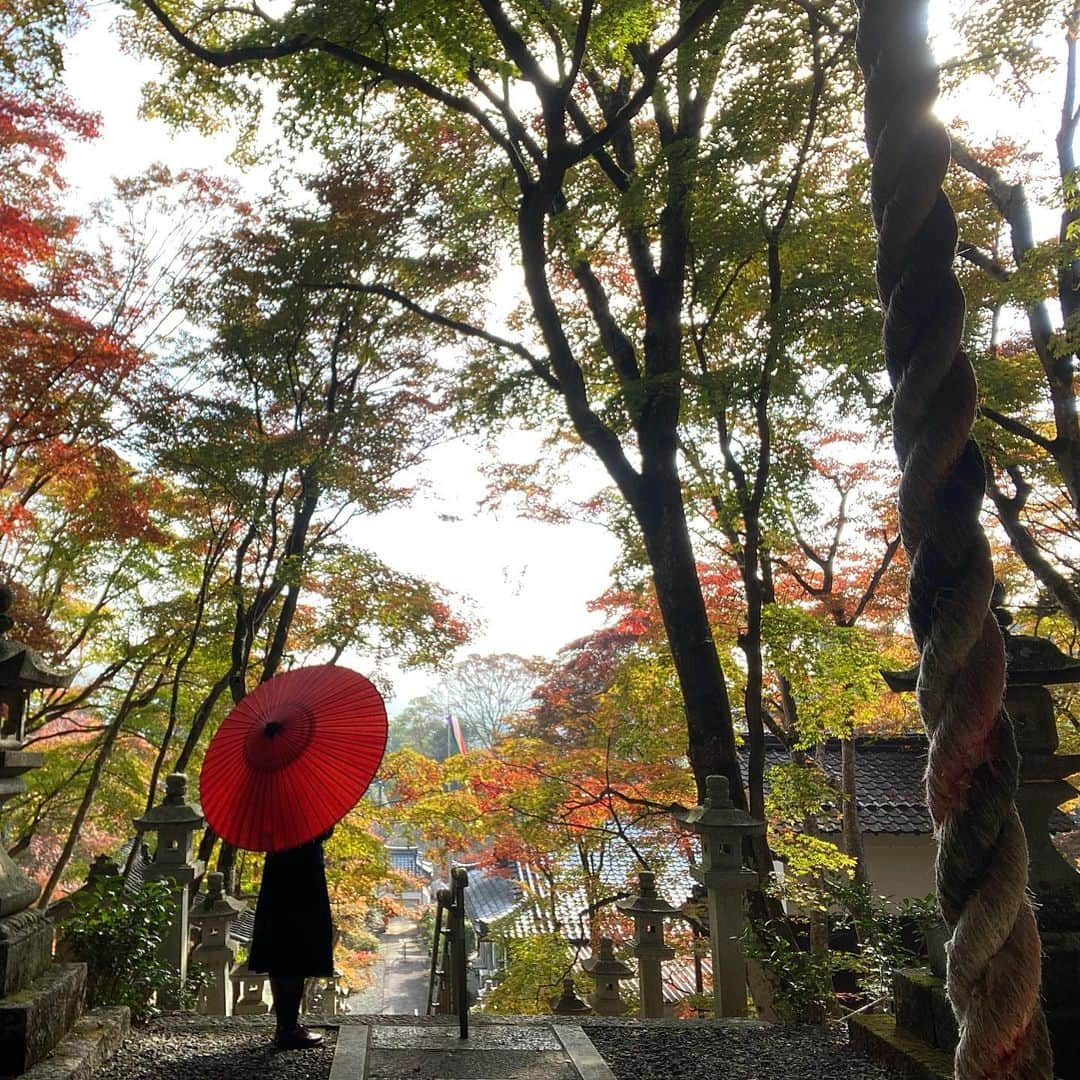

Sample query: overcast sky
[59,5,1064,709]
[61,11,620,711]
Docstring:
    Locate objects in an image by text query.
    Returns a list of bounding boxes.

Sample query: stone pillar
[878,603,1080,1077]
[617,871,677,1018]
[133,773,204,1006]
[190,871,245,1016]
[0,585,71,928]
[674,775,765,1018]
[581,937,633,1016]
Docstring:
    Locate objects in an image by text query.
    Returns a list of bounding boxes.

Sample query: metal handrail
[426,865,469,1038]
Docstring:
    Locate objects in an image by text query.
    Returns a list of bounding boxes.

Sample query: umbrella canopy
[200,664,387,853]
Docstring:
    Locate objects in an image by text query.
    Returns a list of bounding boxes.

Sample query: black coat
[248,839,334,977]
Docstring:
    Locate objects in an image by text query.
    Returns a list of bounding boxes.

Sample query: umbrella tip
[264,721,283,737]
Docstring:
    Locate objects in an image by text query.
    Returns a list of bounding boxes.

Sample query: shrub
[350,928,381,954]
[743,919,835,1022]
[480,933,581,1015]
[60,875,203,1021]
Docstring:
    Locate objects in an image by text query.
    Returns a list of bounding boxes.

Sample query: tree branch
[138,0,532,183]
[956,241,1010,282]
[979,403,1057,453]
[299,278,558,390]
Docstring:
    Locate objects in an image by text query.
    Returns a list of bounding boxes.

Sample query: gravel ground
[91,1014,899,1080]
[94,1021,336,1080]
[584,1020,900,1080]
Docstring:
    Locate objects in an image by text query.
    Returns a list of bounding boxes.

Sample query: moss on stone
[849,1013,954,1080]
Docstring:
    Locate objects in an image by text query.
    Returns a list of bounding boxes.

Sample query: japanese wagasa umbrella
[200,664,387,853]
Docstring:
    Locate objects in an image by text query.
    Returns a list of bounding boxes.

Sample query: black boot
[270,977,324,1050]
[274,1026,324,1050]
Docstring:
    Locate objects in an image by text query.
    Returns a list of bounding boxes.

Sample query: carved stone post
[190,871,245,1016]
[617,871,677,1018]
[1007,683,1080,1073]
[581,937,633,1016]
[674,775,765,1018]
[133,773,204,1006]
[0,586,72,926]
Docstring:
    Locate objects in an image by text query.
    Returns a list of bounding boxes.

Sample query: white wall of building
[861,833,937,904]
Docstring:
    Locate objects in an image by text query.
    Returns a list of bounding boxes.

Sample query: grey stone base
[0,962,86,1077]
[0,909,53,996]
[1037,929,1080,1077]
[16,1005,129,1080]
[847,1013,953,1080]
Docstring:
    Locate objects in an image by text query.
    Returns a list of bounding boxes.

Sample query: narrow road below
[345,915,431,1017]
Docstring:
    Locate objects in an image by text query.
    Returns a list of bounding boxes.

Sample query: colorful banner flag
[446,713,467,755]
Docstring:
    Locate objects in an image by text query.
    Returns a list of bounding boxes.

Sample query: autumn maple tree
[1,12,475,903]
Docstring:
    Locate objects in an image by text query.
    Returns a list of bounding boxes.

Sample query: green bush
[745,884,924,1021]
[60,875,203,1021]
[743,919,835,1021]
[349,928,381,954]
[480,933,581,1015]
[833,881,920,1000]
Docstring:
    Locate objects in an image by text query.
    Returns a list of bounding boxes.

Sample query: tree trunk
[634,471,743,806]
[840,737,868,887]
[39,658,164,907]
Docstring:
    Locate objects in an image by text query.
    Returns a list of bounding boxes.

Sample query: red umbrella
[200,664,387,853]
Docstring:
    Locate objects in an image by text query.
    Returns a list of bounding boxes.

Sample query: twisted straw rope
[855,3,1052,1077]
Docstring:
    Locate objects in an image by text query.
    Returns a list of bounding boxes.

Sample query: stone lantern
[0,585,80,1075]
[550,976,591,1016]
[0,586,73,922]
[617,871,677,1018]
[883,587,1080,1071]
[581,937,634,1016]
[674,774,765,1018]
[230,961,270,1015]
[190,871,246,1016]
[132,772,204,1002]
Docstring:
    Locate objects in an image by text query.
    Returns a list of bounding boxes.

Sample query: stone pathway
[345,917,429,1017]
[328,1021,615,1080]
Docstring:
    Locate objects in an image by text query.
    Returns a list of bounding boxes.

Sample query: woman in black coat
[248,833,334,1049]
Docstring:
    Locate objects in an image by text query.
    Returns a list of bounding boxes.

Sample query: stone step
[848,1013,953,1080]
[0,962,86,1077]
[16,1006,130,1080]
[893,968,958,1052]
[329,1022,616,1080]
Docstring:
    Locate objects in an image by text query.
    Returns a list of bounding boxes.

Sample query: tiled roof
[388,847,422,874]
[462,834,696,945]
[761,735,932,835]
[459,867,523,927]
[740,734,1076,835]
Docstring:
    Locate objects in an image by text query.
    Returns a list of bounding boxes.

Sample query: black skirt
[248,840,334,977]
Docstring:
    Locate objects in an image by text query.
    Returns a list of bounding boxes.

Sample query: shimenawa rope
[855,2,1052,1076]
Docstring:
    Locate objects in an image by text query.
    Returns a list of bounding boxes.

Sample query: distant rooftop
[743,734,1075,835]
